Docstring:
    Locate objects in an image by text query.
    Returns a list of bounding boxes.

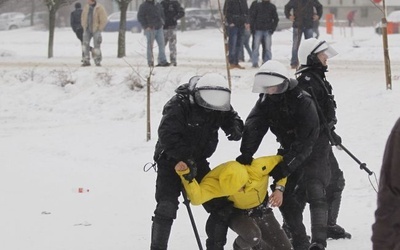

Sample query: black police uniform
[151,83,244,250]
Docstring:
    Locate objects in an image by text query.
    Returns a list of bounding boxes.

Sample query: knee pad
[154,200,178,220]
[335,171,345,191]
[306,179,326,202]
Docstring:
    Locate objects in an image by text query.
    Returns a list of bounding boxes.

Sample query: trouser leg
[150,200,179,250]
[306,179,328,247]
[290,28,300,67]
[151,157,181,249]
[255,209,292,250]
[145,29,155,66]
[92,31,102,65]
[205,212,228,250]
[150,215,174,250]
[82,30,92,63]
[165,28,177,64]
[230,214,261,249]
[326,150,345,226]
[279,172,309,250]
[326,151,350,239]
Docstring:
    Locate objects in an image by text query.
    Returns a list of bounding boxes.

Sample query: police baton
[182,189,204,250]
[337,143,372,175]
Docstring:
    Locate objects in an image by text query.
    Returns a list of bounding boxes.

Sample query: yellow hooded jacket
[176,155,286,210]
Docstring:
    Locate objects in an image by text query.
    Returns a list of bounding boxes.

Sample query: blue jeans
[145,28,167,66]
[227,25,245,65]
[83,30,102,64]
[252,30,272,66]
[239,29,252,61]
[291,27,313,66]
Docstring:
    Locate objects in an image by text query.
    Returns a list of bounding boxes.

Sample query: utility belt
[242,199,272,218]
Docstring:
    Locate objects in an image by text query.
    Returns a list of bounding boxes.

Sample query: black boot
[205,213,228,250]
[327,190,351,239]
[327,224,352,239]
[309,242,325,250]
[150,216,173,250]
[309,205,328,248]
[232,240,251,250]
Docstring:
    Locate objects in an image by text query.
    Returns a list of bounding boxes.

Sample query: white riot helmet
[298,38,338,66]
[253,60,290,95]
[192,73,231,111]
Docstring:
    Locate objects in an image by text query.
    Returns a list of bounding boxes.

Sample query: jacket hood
[175,83,191,95]
[219,161,249,194]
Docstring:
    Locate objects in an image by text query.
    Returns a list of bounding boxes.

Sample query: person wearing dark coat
[284,0,322,69]
[372,117,400,250]
[249,0,279,68]
[71,2,84,43]
[160,0,184,66]
[235,60,322,250]
[248,0,265,64]
[291,37,350,249]
[150,73,244,250]
[224,0,249,69]
[138,0,170,67]
[71,2,93,60]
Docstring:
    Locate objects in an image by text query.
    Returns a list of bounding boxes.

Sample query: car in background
[104,11,142,33]
[19,12,49,28]
[375,10,400,34]
[276,9,292,31]
[178,8,221,30]
[0,12,25,30]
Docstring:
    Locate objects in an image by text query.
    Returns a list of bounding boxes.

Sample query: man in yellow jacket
[81,0,108,66]
[176,155,293,250]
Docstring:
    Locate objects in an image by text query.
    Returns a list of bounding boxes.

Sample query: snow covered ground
[0,24,399,250]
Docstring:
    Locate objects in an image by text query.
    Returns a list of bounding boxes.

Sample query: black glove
[182,159,197,183]
[269,161,290,181]
[236,154,253,165]
[277,148,286,156]
[226,125,242,141]
[330,130,342,146]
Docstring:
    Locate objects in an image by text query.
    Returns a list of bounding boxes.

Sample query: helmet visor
[194,86,231,111]
[312,41,338,59]
[252,72,288,93]
[265,80,289,95]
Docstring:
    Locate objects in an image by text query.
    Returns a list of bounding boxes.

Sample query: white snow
[0,24,399,250]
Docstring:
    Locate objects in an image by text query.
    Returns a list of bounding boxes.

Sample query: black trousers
[151,155,230,250]
[230,208,292,250]
[279,133,331,248]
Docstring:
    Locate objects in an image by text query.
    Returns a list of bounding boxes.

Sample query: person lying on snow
[175,155,293,250]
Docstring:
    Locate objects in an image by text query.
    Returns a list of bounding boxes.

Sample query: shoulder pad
[290,87,310,99]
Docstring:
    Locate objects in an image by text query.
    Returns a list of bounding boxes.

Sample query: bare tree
[115,0,133,58]
[43,0,75,58]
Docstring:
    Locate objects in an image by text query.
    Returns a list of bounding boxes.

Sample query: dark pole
[182,189,203,250]
[338,144,373,175]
